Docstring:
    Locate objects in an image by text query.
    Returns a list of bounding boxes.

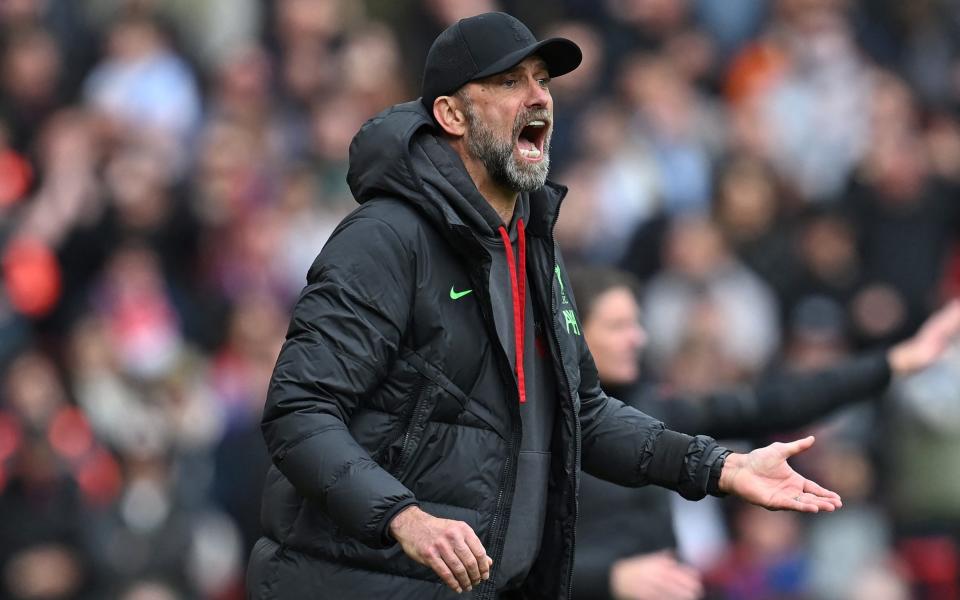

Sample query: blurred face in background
[5,351,66,428]
[107,18,165,62]
[664,216,730,280]
[276,0,345,47]
[715,157,779,242]
[0,0,43,24]
[583,286,647,386]
[2,28,61,106]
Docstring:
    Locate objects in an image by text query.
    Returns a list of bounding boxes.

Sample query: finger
[451,540,481,587]
[780,435,816,458]
[792,497,820,513]
[677,566,704,597]
[645,577,687,600]
[927,300,960,339]
[426,553,462,593]
[803,479,843,508]
[655,574,703,600]
[774,492,820,512]
[661,566,704,599]
[786,492,842,513]
[438,544,473,591]
[811,497,838,512]
[656,581,700,600]
[654,557,703,598]
[794,491,839,512]
[944,298,960,322]
[936,299,960,326]
[462,532,490,581]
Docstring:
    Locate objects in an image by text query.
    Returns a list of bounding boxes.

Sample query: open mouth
[516,119,549,162]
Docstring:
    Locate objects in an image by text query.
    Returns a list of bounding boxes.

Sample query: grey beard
[463,106,551,193]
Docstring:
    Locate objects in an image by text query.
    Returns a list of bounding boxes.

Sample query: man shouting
[246,12,841,600]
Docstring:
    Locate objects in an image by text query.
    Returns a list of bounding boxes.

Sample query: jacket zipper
[545,236,580,600]
[394,376,429,476]
[478,419,519,599]
[479,230,579,600]
[474,271,522,600]
[480,233,578,600]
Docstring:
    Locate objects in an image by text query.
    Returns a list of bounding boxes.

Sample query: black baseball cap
[420,12,582,112]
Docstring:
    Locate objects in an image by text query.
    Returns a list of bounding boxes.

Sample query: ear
[433,95,469,137]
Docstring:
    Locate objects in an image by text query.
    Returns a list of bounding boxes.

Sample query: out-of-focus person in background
[568,266,960,600]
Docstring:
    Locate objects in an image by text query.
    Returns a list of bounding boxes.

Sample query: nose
[631,322,648,353]
[524,74,550,108]
[637,325,648,352]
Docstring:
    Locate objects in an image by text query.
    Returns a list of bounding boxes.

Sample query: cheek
[615,339,640,372]
[615,347,637,371]
[607,351,638,384]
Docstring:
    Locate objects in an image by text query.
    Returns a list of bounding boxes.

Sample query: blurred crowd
[1,0,960,598]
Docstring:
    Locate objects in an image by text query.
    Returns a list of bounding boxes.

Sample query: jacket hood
[346,101,433,208]
[346,99,565,239]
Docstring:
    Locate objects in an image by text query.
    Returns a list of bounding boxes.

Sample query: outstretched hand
[719,436,842,513]
[888,299,960,376]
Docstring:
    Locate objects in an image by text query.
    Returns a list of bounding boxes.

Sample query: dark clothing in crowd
[573,353,891,599]
[247,100,729,600]
[844,177,960,341]
[0,473,93,600]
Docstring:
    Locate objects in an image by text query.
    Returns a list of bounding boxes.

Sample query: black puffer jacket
[246,100,729,600]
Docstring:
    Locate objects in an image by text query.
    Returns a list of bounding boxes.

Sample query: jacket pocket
[498,451,553,587]
[388,375,433,480]
[400,349,509,441]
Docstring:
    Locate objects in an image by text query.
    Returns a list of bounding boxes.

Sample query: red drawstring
[498,219,526,404]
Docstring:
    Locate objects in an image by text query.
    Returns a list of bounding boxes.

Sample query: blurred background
[1,0,960,598]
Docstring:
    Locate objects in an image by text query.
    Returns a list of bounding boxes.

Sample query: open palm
[723,436,842,513]
[888,299,960,376]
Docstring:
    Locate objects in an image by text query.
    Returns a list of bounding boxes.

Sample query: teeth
[527,120,546,127]
[519,148,542,158]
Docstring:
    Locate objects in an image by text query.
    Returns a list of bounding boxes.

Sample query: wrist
[718,452,747,494]
[707,449,732,496]
[388,505,422,541]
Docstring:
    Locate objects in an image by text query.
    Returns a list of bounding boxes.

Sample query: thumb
[648,550,676,563]
[925,299,960,336]
[937,299,960,334]
[781,435,815,458]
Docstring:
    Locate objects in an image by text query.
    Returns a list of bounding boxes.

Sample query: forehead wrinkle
[526,56,548,73]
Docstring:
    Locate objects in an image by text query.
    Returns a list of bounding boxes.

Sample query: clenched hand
[389,505,492,593]
[610,551,703,600]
